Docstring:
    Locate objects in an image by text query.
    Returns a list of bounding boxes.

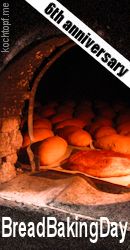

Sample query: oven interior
[36,46,129,104]
[0,42,130,230]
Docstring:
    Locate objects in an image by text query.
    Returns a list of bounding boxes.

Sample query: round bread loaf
[94,134,130,154]
[56,126,79,140]
[51,113,72,124]
[55,119,87,130]
[22,129,54,147]
[38,136,68,165]
[90,118,112,135]
[67,129,92,147]
[95,126,117,139]
[56,126,92,146]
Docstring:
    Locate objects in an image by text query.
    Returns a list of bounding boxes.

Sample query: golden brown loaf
[38,136,68,165]
[22,129,54,147]
[94,134,130,154]
[65,150,130,178]
[55,118,87,130]
[94,126,117,139]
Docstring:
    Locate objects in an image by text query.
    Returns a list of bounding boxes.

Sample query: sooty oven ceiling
[36,46,130,105]
[0,0,129,69]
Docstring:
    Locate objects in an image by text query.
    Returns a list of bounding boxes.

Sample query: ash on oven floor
[0,171,130,231]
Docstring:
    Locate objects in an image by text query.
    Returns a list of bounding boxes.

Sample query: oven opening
[36,46,129,104]
[18,46,130,177]
[1,43,130,226]
[18,45,130,178]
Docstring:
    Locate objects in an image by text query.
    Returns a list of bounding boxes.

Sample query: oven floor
[0,171,130,231]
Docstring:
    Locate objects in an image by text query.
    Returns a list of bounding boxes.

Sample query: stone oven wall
[0,35,70,183]
[0,118,22,183]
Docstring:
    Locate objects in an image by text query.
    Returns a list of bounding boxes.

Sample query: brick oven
[0,0,130,248]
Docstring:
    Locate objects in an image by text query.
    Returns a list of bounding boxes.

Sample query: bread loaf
[90,118,112,135]
[51,113,72,124]
[95,126,117,139]
[94,134,130,154]
[56,126,79,139]
[65,150,130,177]
[55,119,87,130]
[38,136,68,165]
[56,126,92,146]
[67,129,92,147]
[22,129,54,147]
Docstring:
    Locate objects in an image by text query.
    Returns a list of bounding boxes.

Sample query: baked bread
[95,126,117,139]
[64,150,130,177]
[56,126,79,139]
[94,134,130,154]
[56,126,92,147]
[38,136,68,165]
[67,129,92,147]
[55,119,87,130]
[89,118,112,135]
[22,129,54,147]
[51,113,72,124]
